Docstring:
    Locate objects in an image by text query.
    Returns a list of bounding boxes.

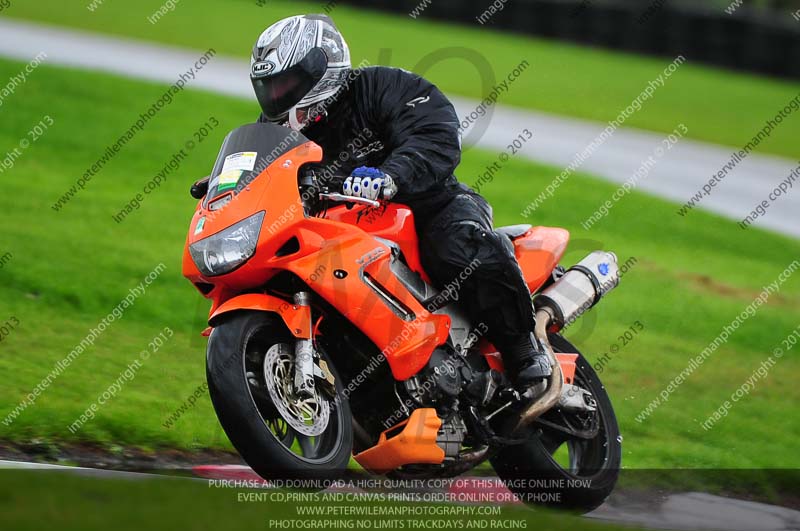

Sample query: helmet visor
[252,47,328,122]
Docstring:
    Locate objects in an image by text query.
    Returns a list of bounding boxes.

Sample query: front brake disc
[263,343,330,436]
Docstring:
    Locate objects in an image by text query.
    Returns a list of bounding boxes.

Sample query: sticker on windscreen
[221,151,257,174]
[217,169,244,192]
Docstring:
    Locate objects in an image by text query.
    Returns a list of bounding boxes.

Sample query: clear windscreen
[203,123,308,208]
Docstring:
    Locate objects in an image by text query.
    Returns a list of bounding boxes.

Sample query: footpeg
[520,379,548,401]
[465,370,501,406]
[559,384,597,412]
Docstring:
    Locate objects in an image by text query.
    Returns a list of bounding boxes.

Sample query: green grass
[4,0,800,159]
[0,471,643,531]
[0,57,798,474]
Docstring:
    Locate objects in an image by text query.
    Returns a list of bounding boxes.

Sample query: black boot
[500,334,552,390]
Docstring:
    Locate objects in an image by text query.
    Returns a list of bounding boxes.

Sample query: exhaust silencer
[515,251,620,433]
[535,251,620,330]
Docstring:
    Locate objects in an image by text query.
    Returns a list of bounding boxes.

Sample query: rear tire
[490,333,621,513]
[206,311,353,481]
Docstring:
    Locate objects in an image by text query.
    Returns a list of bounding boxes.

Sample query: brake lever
[318,192,380,209]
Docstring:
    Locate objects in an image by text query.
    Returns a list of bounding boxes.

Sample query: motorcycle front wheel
[490,333,621,513]
[206,310,353,481]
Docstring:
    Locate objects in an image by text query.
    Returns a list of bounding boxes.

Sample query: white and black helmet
[250,14,351,131]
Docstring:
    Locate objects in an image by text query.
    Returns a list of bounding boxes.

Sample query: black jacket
[258,66,469,219]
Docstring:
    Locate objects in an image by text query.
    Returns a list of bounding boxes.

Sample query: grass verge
[0,57,798,473]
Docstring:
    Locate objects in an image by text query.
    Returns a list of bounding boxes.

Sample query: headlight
[190,211,265,276]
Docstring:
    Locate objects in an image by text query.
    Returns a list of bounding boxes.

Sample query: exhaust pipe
[536,251,620,330]
[515,251,620,432]
[514,307,563,432]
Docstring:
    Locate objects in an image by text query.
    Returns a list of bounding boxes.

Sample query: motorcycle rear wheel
[206,310,353,481]
[490,333,621,513]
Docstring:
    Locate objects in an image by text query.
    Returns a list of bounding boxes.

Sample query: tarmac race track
[1,460,799,531]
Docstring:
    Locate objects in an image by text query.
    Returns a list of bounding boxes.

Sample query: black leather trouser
[415,192,535,348]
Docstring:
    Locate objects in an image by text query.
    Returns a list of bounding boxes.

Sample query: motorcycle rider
[248,14,551,390]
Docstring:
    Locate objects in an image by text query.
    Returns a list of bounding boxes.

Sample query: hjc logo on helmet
[252,61,276,76]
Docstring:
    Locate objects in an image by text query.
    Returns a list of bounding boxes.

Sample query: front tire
[490,333,621,513]
[206,311,353,480]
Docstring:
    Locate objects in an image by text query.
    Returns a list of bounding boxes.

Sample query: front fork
[292,292,317,397]
[291,291,336,398]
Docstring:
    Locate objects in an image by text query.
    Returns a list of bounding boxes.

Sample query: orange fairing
[209,293,311,339]
[324,203,430,282]
[284,234,450,381]
[182,139,450,381]
[513,226,570,292]
[353,408,444,473]
[181,140,323,293]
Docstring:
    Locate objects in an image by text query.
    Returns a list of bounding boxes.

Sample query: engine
[401,348,473,458]
[405,348,468,408]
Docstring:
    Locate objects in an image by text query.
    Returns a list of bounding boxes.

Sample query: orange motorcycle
[183,123,622,512]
